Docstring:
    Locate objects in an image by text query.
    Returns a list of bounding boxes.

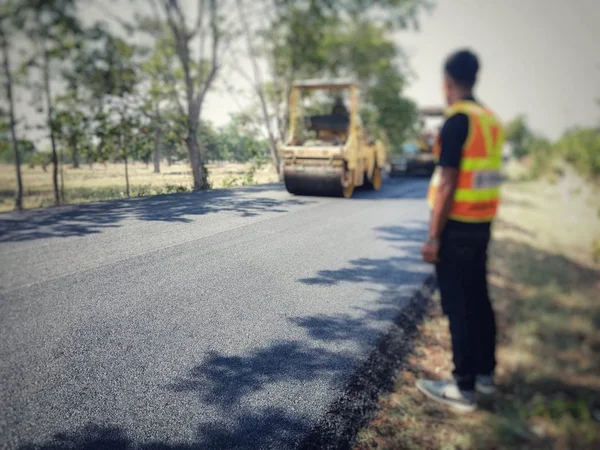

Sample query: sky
[196,0,600,140]
[396,0,600,140]
[8,0,600,144]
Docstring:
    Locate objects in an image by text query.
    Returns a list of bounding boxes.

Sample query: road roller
[390,106,444,177]
[280,79,387,198]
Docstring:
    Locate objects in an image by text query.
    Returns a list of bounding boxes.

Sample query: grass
[0,161,279,212]
[354,165,600,450]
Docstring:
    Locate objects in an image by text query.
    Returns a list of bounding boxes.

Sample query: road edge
[0,182,285,217]
[297,274,437,450]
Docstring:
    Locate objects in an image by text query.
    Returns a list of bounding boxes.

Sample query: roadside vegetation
[354,161,600,449]
[0,0,429,212]
[0,161,278,211]
[505,115,600,182]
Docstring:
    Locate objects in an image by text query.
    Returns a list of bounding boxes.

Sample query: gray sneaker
[475,375,496,395]
[416,379,477,413]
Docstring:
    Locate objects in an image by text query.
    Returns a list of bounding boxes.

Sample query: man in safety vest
[417,49,504,412]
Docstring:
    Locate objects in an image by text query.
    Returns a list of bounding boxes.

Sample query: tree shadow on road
[163,223,432,449]
[15,223,433,450]
[0,185,311,243]
[0,178,428,243]
[168,342,357,409]
[17,409,309,450]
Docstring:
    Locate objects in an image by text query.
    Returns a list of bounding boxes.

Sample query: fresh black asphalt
[0,178,432,450]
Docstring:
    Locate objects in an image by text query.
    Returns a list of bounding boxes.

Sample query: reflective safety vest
[427,100,504,223]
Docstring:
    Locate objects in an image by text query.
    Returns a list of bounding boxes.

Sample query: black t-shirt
[437,96,491,233]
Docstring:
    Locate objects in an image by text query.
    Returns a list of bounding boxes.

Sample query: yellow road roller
[280,79,387,198]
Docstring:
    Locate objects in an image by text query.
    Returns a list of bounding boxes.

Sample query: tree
[80,28,141,195]
[235,3,424,158]
[0,135,37,164]
[137,28,179,174]
[322,19,419,150]
[234,0,282,177]
[150,0,227,191]
[55,28,105,170]
[52,106,89,169]
[17,0,82,205]
[555,127,600,179]
[505,115,533,159]
[0,1,24,209]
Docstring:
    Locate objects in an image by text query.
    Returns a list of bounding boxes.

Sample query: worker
[418,49,504,412]
[331,97,349,117]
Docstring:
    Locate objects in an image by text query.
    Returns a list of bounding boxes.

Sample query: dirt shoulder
[354,172,600,450]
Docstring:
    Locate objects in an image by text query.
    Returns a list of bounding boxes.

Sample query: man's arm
[428,167,459,240]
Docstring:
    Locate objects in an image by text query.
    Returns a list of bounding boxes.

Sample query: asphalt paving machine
[391,106,445,176]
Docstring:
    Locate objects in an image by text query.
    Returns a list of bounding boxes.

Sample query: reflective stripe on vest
[427,101,504,223]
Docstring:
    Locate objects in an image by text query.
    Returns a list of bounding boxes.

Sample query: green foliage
[75,24,138,99]
[199,120,269,163]
[242,160,265,186]
[52,107,91,167]
[505,115,533,159]
[221,160,265,188]
[258,4,422,153]
[506,113,600,182]
[593,238,600,263]
[29,151,52,170]
[323,19,420,149]
[554,127,600,179]
[2,0,430,205]
[526,135,554,179]
[273,0,431,32]
[367,68,419,150]
[0,138,37,164]
[61,183,192,203]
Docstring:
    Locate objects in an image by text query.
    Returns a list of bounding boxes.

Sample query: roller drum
[283,166,347,197]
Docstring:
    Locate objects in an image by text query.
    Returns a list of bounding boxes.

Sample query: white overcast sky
[10,0,600,143]
[397,0,600,140]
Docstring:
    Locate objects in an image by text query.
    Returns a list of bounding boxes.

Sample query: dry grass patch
[355,171,600,450]
[0,161,279,212]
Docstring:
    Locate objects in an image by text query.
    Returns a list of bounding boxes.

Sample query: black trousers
[435,221,496,391]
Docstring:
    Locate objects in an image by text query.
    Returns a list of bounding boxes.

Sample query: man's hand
[424,166,458,265]
[421,238,440,264]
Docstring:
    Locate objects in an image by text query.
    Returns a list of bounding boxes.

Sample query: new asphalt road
[0,177,432,450]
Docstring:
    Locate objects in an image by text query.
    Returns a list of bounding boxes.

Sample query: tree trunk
[59,149,65,202]
[153,127,161,173]
[167,145,173,166]
[236,0,281,179]
[42,49,60,205]
[163,0,219,190]
[255,85,281,178]
[1,28,23,210]
[119,125,130,198]
[124,156,130,197]
[260,96,281,179]
[185,133,207,190]
[72,144,80,169]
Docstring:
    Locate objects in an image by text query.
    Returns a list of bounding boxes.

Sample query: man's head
[443,49,480,105]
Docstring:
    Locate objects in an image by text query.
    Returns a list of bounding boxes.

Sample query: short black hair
[444,49,479,89]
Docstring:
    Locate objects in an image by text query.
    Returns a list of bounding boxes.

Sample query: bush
[593,239,600,263]
[526,136,555,179]
[221,175,239,188]
[554,128,600,180]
